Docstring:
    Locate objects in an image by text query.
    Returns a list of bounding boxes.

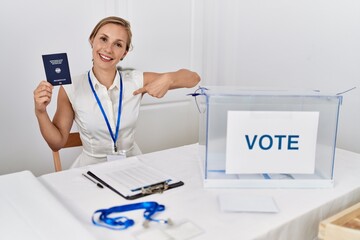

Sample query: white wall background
[0,0,106,175]
[198,0,360,154]
[0,0,359,176]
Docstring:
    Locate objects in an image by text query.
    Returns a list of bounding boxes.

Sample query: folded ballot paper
[0,171,96,240]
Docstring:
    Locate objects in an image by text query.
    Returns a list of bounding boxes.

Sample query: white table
[0,171,96,240]
[39,144,360,240]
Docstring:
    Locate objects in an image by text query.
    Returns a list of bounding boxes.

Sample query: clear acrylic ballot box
[196,87,342,188]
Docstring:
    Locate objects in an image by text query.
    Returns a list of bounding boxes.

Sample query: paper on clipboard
[88,158,184,200]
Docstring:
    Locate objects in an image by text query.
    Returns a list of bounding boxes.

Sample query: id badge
[107,152,126,162]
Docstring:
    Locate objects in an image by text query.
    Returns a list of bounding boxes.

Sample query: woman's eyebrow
[99,33,125,43]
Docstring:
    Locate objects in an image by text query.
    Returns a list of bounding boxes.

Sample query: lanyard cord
[88,70,123,152]
[92,202,170,230]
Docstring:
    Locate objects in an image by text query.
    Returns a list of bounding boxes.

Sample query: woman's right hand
[33,80,54,115]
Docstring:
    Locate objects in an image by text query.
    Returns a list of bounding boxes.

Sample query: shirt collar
[90,69,120,90]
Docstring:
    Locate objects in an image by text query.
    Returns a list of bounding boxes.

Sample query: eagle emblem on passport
[42,53,72,86]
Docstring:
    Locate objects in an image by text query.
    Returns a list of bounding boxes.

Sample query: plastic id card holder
[134,219,204,240]
[87,158,184,200]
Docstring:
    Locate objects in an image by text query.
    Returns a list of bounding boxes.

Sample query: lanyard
[88,70,123,152]
[91,201,170,230]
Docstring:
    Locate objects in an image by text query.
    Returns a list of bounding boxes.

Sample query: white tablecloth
[39,144,360,240]
[0,171,96,240]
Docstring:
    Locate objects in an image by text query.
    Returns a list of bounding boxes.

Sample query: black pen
[82,173,104,188]
[87,171,129,199]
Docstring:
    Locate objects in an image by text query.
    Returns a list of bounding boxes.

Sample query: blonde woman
[34,16,200,167]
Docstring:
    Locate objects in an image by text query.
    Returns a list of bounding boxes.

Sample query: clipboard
[86,159,184,200]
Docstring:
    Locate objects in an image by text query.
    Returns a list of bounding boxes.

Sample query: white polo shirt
[63,69,143,167]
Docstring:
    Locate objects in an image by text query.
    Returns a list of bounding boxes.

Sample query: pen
[87,171,128,199]
[82,173,104,188]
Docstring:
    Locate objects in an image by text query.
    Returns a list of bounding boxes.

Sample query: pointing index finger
[133,87,147,95]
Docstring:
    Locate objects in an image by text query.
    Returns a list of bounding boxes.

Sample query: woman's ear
[89,38,93,48]
[120,51,128,61]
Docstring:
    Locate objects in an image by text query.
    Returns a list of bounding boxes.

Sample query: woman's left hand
[133,69,200,98]
[133,73,172,98]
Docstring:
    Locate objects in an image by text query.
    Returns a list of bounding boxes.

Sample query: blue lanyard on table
[91,201,171,230]
[88,70,123,152]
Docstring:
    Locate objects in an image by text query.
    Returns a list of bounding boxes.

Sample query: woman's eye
[115,43,122,48]
[100,37,107,42]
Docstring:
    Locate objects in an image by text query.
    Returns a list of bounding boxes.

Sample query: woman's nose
[103,42,112,52]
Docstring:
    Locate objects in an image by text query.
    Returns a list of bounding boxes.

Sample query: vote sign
[226,111,319,174]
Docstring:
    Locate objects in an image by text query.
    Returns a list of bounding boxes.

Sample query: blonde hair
[89,16,132,51]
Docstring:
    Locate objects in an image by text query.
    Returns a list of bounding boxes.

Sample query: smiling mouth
[99,53,113,62]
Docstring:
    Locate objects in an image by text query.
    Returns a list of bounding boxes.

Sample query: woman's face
[90,23,128,71]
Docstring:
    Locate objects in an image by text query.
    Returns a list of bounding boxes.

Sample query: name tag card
[226,111,319,174]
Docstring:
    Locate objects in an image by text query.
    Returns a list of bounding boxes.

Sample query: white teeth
[100,54,111,60]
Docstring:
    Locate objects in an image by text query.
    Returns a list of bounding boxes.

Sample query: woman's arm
[34,82,74,151]
[133,69,200,98]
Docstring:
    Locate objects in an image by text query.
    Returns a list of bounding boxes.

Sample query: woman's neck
[92,66,117,89]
